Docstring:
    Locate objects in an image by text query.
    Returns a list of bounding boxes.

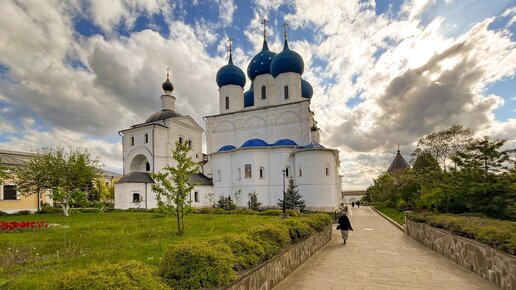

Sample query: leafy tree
[413,151,441,176]
[0,164,8,184]
[278,178,305,211]
[15,147,101,215]
[151,141,199,235]
[367,173,398,206]
[456,136,514,174]
[247,192,262,210]
[91,178,109,202]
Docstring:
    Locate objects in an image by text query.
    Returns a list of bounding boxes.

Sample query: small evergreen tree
[216,195,236,210]
[151,141,199,235]
[247,191,262,210]
[278,178,305,211]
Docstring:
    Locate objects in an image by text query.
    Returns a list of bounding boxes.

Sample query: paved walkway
[274,206,499,290]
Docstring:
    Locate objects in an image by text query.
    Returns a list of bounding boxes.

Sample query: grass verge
[372,205,405,225]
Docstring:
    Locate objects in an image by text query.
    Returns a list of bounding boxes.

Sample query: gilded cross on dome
[260,18,269,39]
[281,22,289,39]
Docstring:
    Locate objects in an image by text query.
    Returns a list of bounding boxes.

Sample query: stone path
[274,206,500,290]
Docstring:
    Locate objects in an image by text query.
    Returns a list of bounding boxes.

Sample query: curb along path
[273,206,499,290]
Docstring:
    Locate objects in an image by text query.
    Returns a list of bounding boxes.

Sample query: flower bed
[0,221,49,232]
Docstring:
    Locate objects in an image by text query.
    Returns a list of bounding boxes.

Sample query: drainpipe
[145,182,148,209]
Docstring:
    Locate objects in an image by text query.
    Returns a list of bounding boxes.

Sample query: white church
[115,28,342,212]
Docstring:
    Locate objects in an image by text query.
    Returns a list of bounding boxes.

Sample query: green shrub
[159,240,235,289]
[407,213,516,255]
[231,209,259,215]
[212,233,266,269]
[249,224,290,258]
[282,219,315,243]
[36,205,61,214]
[259,209,283,216]
[50,261,169,290]
[198,208,228,214]
[126,208,152,212]
[0,211,8,216]
[287,209,299,217]
[300,213,333,231]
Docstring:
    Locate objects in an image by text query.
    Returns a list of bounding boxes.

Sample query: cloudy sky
[0,0,514,189]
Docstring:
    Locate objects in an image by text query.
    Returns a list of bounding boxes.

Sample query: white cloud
[217,0,237,27]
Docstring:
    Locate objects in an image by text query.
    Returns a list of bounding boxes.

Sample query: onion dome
[301,79,313,99]
[304,142,325,149]
[162,76,173,92]
[244,84,254,107]
[216,52,246,88]
[247,40,277,81]
[241,138,269,147]
[218,145,236,152]
[272,139,298,146]
[270,39,304,78]
[146,110,182,123]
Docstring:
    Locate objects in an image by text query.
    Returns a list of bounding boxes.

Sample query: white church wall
[274,72,302,105]
[253,74,276,108]
[219,85,244,113]
[115,183,154,209]
[189,185,214,208]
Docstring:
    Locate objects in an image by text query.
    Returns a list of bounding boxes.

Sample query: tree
[216,195,236,210]
[0,164,8,185]
[91,178,109,203]
[15,147,101,215]
[278,178,306,211]
[456,136,514,174]
[414,124,473,171]
[413,151,441,176]
[247,191,262,210]
[151,141,199,235]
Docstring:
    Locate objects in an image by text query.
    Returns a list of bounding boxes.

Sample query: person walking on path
[351,201,355,208]
[357,201,360,208]
[337,212,353,244]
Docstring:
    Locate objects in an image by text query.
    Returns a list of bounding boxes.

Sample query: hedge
[50,261,169,290]
[408,212,516,255]
[211,233,266,270]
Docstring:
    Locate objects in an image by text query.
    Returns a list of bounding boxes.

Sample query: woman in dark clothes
[337,212,353,244]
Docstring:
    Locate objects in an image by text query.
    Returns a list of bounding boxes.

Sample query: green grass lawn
[372,205,405,225]
[0,212,279,289]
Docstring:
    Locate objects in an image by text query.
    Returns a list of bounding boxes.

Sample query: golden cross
[227,37,233,52]
[281,22,289,39]
[261,18,269,38]
[166,67,170,78]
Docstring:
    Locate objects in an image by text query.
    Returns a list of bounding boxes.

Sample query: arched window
[194,191,199,202]
[144,133,149,143]
[237,168,241,180]
[188,140,192,148]
[179,137,183,144]
[225,96,229,110]
[217,170,221,181]
[325,164,330,176]
[130,136,134,146]
[261,85,266,99]
[145,162,150,172]
[285,166,290,177]
[259,167,265,179]
[299,168,302,177]
[284,85,289,99]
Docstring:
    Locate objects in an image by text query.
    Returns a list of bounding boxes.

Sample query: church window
[217,170,221,181]
[188,140,192,148]
[284,86,289,99]
[144,134,149,143]
[299,168,302,177]
[245,164,252,178]
[132,193,141,203]
[2,185,17,200]
[194,191,199,202]
[130,136,134,146]
[285,166,290,177]
[145,162,150,172]
[261,86,266,99]
[325,164,330,176]
[259,167,264,179]
[179,137,183,144]
[225,96,229,110]
[237,168,241,180]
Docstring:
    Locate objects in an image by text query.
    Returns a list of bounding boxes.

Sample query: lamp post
[282,169,287,218]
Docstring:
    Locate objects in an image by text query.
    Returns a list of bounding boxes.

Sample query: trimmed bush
[407,212,516,255]
[50,261,169,290]
[287,209,299,217]
[249,223,290,258]
[259,209,283,216]
[282,219,315,243]
[0,211,8,216]
[300,213,333,231]
[159,240,235,289]
[212,233,266,269]
[13,210,32,215]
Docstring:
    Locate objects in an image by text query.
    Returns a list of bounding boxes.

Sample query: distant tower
[387,145,410,175]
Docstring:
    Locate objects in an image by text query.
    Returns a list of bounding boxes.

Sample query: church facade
[115,30,342,211]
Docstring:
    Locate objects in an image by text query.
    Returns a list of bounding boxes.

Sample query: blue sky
[0,0,514,188]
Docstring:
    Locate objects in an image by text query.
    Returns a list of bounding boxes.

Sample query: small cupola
[270,25,304,78]
[216,39,246,88]
[301,79,313,99]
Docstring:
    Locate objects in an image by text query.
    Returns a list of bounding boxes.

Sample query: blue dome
[216,53,246,88]
[272,139,298,146]
[270,39,304,78]
[301,79,313,99]
[244,84,254,107]
[218,145,236,152]
[247,40,277,81]
[241,139,269,147]
[304,142,325,149]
